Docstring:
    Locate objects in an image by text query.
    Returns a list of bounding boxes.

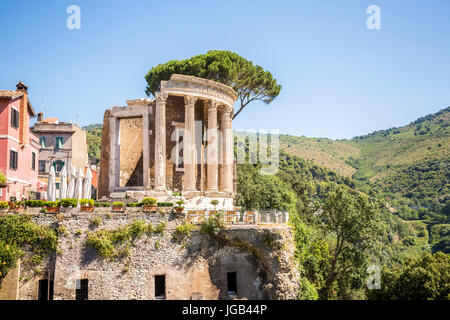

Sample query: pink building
[0,82,40,201]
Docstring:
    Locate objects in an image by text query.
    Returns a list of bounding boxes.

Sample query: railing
[186,210,289,225]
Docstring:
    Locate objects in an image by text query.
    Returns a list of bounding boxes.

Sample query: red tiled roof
[0,89,36,117]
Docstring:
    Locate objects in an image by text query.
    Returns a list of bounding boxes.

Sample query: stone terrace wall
[3,211,300,300]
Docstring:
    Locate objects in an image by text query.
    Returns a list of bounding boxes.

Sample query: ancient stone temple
[98,75,237,210]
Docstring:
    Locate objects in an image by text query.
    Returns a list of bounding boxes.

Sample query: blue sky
[0,0,449,139]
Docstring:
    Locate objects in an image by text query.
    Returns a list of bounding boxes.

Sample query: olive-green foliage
[0,215,58,286]
[79,199,94,206]
[0,241,21,286]
[140,197,157,206]
[236,163,297,213]
[112,201,125,207]
[83,124,102,165]
[90,217,102,227]
[157,202,174,207]
[94,202,111,207]
[60,199,78,208]
[86,220,165,260]
[0,173,6,184]
[44,201,60,208]
[367,252,450,300]
[0,201,9,208]
[200,212,224,239]
[173,223,196,241]
[25,200,45,207]
[145,50,281,119]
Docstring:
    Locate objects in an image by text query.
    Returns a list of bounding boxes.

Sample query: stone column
[206,100,218,192]
[154,92,167,191]
[108,117,119,192]
[219,107,233,193]
[184,96,197,191]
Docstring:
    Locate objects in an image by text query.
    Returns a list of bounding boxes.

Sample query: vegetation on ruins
[200,212,224,239]
[85,219,166,260]
[173,223,197,242]
[0,215,58,287]
[79,107,449,299]
[145,50,282,119]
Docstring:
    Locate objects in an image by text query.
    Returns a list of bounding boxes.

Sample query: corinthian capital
[184,95,197,106]
[207,100,219,110]
[155,91,168,104]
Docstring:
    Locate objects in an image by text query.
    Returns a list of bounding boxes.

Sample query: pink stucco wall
[0,98,39,201]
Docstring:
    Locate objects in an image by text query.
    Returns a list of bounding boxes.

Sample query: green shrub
[140,197,157,206]
[157,202,174,207]
[154,222,166,236]
[25,200,45,207]
[126,202,139,207]
[112,201,125,207]
[44,201,60,208]
[60,199,78,208]
[90,216,102,227]
[173,223,196,241]
[200,212,224,238]
[79,199,94,207]
[211,199,219,206]
[172,191,181,196]
[94,202,110,207]
[86,219,159,260]
[0,173,6,184]
[0,215,58,287]
[0,201,9,209]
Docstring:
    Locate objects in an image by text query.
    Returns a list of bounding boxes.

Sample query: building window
[10,150,18,170]
[39,160,46,173]
[11,108,19,128]
[38,279,54,300]
[227,272,237,295]
[52,160,65,173]
[55,136,64,149]
[154,275,166,299]
[39,136,46,148]
[31,152,36,170]
[75,279,89,300]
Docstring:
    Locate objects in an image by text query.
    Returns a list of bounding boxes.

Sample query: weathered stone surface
[2,212,299,300]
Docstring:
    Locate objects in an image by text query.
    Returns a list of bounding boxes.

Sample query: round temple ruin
[98,74,238,210]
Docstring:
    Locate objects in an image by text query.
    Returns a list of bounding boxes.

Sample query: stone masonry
[0,211,300,300]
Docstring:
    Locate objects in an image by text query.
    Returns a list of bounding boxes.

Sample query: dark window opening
[31,152,36,170]
[227,272,237,295]
[52,160,65,173]
[39,160,46,172]
[10,150,18,170]
[75,279,88,300]
[55,136,64,149]
[39,136,46,148]
[38,279,54,301]
[154,275,166,299]
[11,108,19,128]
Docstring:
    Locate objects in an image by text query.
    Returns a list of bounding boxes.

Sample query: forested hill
[280,107,449,224]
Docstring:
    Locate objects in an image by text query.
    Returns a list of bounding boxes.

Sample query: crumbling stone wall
[3,212,300,300]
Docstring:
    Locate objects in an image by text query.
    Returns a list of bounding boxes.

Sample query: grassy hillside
[281,107,449,212]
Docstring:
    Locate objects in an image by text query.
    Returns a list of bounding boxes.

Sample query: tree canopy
[145,50,282,119]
